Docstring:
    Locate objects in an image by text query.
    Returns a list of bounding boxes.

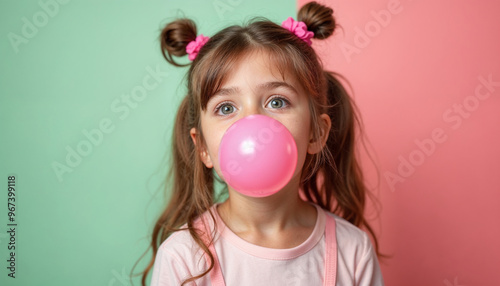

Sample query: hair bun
[160,19,197,66]
[298,1,336,40]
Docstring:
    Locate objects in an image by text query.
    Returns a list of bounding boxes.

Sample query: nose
[240,97,264,118]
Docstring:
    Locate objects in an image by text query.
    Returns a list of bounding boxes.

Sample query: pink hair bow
[186,34,210,61]
[281,17,314,45]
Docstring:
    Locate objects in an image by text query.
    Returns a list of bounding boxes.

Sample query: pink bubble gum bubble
[218,114,298,197]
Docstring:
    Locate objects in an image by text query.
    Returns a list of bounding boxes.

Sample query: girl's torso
[150,203,384,286]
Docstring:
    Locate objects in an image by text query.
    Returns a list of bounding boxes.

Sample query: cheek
[201,121,224,169]
[207,136,221,165]
[286,118,312,174]
[200,113,241,165]
[293,130,310,170]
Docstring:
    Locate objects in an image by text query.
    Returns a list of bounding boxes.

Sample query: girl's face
[190,50,330,191]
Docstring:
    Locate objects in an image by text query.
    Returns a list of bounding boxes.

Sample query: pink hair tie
[186,34,210,61]
[281,17,314,45]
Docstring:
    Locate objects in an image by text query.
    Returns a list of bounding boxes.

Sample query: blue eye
[216,103,235,115]
[267,97,289,109]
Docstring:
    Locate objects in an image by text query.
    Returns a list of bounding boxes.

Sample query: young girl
[142,2,384,285]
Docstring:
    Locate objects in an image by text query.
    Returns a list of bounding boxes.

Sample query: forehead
[218,49,301,91]
[197,47,307,109]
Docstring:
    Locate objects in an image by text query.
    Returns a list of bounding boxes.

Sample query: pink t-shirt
[151,203,384,285]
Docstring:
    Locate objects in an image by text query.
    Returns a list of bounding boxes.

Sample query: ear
[190,127,214,168]
[307,114,331,155]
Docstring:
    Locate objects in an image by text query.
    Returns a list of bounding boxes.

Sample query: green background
[0,0,294,285]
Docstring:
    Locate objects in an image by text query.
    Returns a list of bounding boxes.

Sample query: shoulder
[326,212,372,253]
[323,210,385,285]
[151,223,210,286]
[157,210,215,259]
[158,227,202,257]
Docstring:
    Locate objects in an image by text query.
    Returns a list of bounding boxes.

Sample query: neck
[217,176,316,235]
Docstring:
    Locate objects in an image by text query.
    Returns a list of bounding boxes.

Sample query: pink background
[298,0,500,285]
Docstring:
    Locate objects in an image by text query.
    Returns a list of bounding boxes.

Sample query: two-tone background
[1,0,499,285]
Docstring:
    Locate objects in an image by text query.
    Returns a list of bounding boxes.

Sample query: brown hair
[136,2,383,285]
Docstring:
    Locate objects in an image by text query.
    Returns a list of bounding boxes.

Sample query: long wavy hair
[135,2,383,285]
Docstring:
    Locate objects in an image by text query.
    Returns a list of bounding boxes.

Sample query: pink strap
[205,241,225,286]
[195,216,226,286]
[323,213,338,286]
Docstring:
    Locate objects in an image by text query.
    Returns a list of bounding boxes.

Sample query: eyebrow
[212,81,298,98]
